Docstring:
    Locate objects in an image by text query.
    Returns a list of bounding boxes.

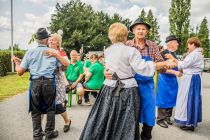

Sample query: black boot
[180,126,195,131]
[141,123,153,140]
[166,117,173,125]
[157,120,168,128]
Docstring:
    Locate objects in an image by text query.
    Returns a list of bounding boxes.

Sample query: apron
[156,67,178,108]
[134,47,155,126]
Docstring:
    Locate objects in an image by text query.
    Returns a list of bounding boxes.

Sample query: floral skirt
[80,85,140,140]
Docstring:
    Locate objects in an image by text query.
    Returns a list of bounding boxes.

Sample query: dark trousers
[141,123,153,140]
[157,108,173,120]
[30,79,56,140]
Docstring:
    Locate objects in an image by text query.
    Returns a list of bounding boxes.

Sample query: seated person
[83,54,105,105]
[65,50,84,104]
[83,53,92,73]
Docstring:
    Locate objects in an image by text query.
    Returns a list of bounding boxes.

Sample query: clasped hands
[164,54,178,69]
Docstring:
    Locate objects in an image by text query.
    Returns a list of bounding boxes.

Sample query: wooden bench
[84,89,99,93]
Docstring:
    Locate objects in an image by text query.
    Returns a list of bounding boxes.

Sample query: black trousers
[141,123,153,140]
[30,79,56,139]
[157,108,173,120]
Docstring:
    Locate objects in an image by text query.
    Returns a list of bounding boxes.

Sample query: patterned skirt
[80,85,140,140]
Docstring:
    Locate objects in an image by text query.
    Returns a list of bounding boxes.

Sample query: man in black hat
[156,35,182,128]
[12,28,69,140]
[126,18,165,140]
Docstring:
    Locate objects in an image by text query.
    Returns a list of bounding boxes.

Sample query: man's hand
[165,59,177,69]
[11,56,21,65]
[165,54,175,59]
[104,69,112,79]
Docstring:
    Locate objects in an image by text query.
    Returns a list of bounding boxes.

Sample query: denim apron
[134,47,155,126]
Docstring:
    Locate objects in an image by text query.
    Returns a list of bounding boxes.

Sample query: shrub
[0,50,26,76]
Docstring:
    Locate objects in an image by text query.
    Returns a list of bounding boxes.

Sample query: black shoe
[45,130,58,140]
[180,126,195,131]
[157,120,168,128]
[166,117,173,125]
[63,120,71,133]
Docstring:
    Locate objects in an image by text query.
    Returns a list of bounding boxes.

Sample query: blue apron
[28,74,57,113]
[156,66,178,108]
[134,55,155,127]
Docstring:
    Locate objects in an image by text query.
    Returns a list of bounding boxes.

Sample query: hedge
[0,50,26,76]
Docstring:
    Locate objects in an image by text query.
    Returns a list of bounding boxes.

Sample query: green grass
[0,72,30,101]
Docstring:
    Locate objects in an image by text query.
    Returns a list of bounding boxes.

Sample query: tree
[169,0,191,54]
[146,10,161,44]
[49,0,131,53]
[198,17,210,57]
[8,44,21,51]
[137,9,161,44]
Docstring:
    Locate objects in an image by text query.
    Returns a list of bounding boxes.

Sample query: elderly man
[156,35,182,128]
[12,28,69,140]
[126,18,165,140]
[65,50,84,104]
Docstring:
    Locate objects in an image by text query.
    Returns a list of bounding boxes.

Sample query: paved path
[0,73,210,140]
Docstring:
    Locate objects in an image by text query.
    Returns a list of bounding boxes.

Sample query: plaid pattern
[126,39,164,62]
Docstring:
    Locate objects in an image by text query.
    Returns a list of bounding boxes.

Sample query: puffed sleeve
[129,48,155,76]
[178,53,195,69]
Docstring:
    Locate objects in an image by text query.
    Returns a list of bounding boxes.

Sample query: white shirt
[104,42,155,88]
[178,48,204,75]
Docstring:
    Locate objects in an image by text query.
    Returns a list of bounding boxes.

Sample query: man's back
[20,45,59,79]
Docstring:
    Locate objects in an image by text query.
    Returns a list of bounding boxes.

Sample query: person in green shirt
[83,54,105,105]
[65,50,84,104]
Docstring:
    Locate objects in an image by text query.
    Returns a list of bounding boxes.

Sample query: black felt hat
[165,35,179,43]
[130,18,151,31]
[36,28,49,40]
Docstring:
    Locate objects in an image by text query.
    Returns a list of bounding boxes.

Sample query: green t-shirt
[87,61,105,90]
[83,59,91,68]
[65,61,84,82]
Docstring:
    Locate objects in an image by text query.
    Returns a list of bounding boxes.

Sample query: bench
[67,89,100,108]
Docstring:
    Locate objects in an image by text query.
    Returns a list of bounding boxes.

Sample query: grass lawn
[0,72,30,101]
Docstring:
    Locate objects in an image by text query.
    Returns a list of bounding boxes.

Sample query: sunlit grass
[0,72,30,101]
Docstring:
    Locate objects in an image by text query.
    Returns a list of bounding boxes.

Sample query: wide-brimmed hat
[130,18,151,31]
[36,28,49,40]
[165,35,179,43]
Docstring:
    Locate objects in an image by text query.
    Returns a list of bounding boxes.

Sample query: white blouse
[104,42,155,88]
[178,48,204,75]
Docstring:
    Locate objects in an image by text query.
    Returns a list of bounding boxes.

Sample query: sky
[0,0,210,50]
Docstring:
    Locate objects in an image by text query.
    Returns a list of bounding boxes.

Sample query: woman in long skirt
[80,23,177,140]
[174,37,204,131]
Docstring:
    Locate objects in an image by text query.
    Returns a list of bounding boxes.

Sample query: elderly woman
[45,33,71,133]
[80,23,176,140]
[174,37,204,131]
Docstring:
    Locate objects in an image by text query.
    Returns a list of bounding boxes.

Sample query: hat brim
[165,38,180,43]
[130,23,151,31]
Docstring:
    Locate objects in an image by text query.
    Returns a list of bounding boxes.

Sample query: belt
[32,76,54,80]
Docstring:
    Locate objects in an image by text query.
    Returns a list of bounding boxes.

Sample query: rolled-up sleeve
[20,51,29,70]
[129,48,155,76]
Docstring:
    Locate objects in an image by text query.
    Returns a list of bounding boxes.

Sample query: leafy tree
[138,9,161,44]
[8,44,21,51]
[198,17,210,57]
[169,0,191,54]
[49,0,131,53]
[146,10,161,44]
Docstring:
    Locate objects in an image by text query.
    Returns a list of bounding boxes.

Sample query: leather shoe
[45,130,58,140]
[63,120,71,132]
[166,117,173,125]
[180,126,194,131]
[157,120,168,128]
